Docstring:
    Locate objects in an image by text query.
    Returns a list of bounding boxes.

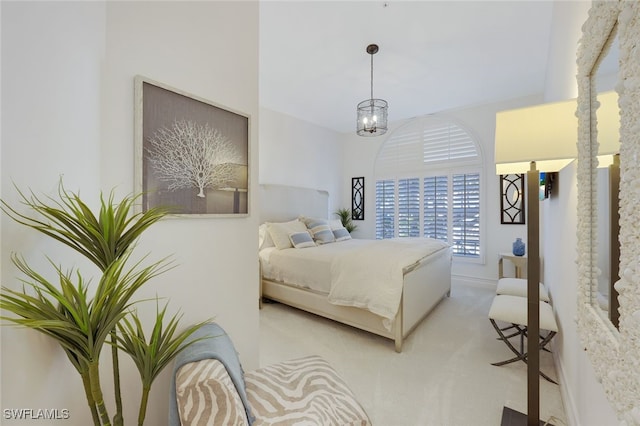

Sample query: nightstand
[498,252,528,278]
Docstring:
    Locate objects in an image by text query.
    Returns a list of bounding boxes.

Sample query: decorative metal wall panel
[352,177,364,220]
[500,174,525,224]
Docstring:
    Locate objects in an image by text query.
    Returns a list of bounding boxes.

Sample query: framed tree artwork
[500,174,525,224]
[134,76,249,216]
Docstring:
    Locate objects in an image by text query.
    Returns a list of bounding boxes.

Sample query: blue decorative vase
[512,238,525,256]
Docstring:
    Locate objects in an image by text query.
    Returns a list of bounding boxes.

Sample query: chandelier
[357,44,388,136]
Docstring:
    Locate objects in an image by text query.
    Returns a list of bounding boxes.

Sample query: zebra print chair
[171,323,371,426]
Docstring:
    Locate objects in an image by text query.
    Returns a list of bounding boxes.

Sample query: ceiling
[259,0,557,134]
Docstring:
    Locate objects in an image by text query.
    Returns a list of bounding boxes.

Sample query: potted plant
[0,181,209,426]
[334,207,358,233]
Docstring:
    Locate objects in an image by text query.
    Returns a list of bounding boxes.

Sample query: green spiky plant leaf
[334,207,357,233]
[0,180,172,425]
[0,180,205,426]
[1,250,172,425]
[0,180,171,271]
[115,302,212,426]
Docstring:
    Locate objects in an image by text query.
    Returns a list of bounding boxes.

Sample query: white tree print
[146,119,242,198]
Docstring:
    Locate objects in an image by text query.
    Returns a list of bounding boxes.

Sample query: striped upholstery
[175,355,371,425]
[304,219,336,245]
[176,359,249,426]
[245,355,371,426]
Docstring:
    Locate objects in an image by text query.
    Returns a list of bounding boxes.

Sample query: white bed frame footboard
[261,247,452,352]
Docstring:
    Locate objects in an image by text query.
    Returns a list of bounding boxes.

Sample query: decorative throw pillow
[329,219,344,230]
[267,220,308,250]
[289,231,316,248]
[333,226,352,242]
[176,359,249,426]
[305,219,336,245]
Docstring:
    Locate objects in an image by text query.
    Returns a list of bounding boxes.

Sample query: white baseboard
[552,344,578,426]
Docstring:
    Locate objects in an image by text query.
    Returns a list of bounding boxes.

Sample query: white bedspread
[328,238,450,323]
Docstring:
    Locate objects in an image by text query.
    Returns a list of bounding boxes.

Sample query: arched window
[374,116,483,258]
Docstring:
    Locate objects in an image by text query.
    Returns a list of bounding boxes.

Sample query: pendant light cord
[370,53,374,100]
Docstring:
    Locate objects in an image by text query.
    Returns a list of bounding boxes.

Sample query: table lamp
[495,98,577,426]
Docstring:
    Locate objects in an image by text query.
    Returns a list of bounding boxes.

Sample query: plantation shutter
[398,178,420,237]
[451,173,480,256]
[375,180,395,239]
[374,116,482,258]
[375,121,424,176]
[423,121,478,163]
[423,175,448,242]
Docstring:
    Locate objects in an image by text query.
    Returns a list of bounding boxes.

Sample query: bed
[258,184,452,352]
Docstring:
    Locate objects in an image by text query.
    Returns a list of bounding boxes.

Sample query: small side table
[498,252,528,278]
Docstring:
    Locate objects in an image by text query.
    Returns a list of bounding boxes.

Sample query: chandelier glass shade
[357,44,388,136]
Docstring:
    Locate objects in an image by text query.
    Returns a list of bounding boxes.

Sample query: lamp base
[500,407,553,426]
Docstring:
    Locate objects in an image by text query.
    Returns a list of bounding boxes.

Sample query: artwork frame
[500,174,525,225]
[134,75,250,217]
[351,177,364,220]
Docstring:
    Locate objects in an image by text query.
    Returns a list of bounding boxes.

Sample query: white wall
[542,1,619,425]
[1,2,259,426]
[2,3,106,425]
[543,0,592,102]
[543,162,618,426]
[259,107,344,216]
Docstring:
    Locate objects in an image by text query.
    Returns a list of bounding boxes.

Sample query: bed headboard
[259,184,329,223]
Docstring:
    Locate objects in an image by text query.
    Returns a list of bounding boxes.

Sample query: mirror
[576,1,640,421]
[591,25,620,331]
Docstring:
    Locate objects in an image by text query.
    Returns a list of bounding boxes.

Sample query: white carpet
[258,281,567,426]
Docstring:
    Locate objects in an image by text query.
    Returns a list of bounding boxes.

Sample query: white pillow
[299,215,325,227]
[258,223,274,250]
[267,220,308,250]
[289,231,316,248]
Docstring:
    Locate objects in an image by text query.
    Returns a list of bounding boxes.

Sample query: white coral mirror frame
[576,1,640,422]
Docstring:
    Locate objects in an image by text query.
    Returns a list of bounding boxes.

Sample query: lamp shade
[495,98,578,175]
